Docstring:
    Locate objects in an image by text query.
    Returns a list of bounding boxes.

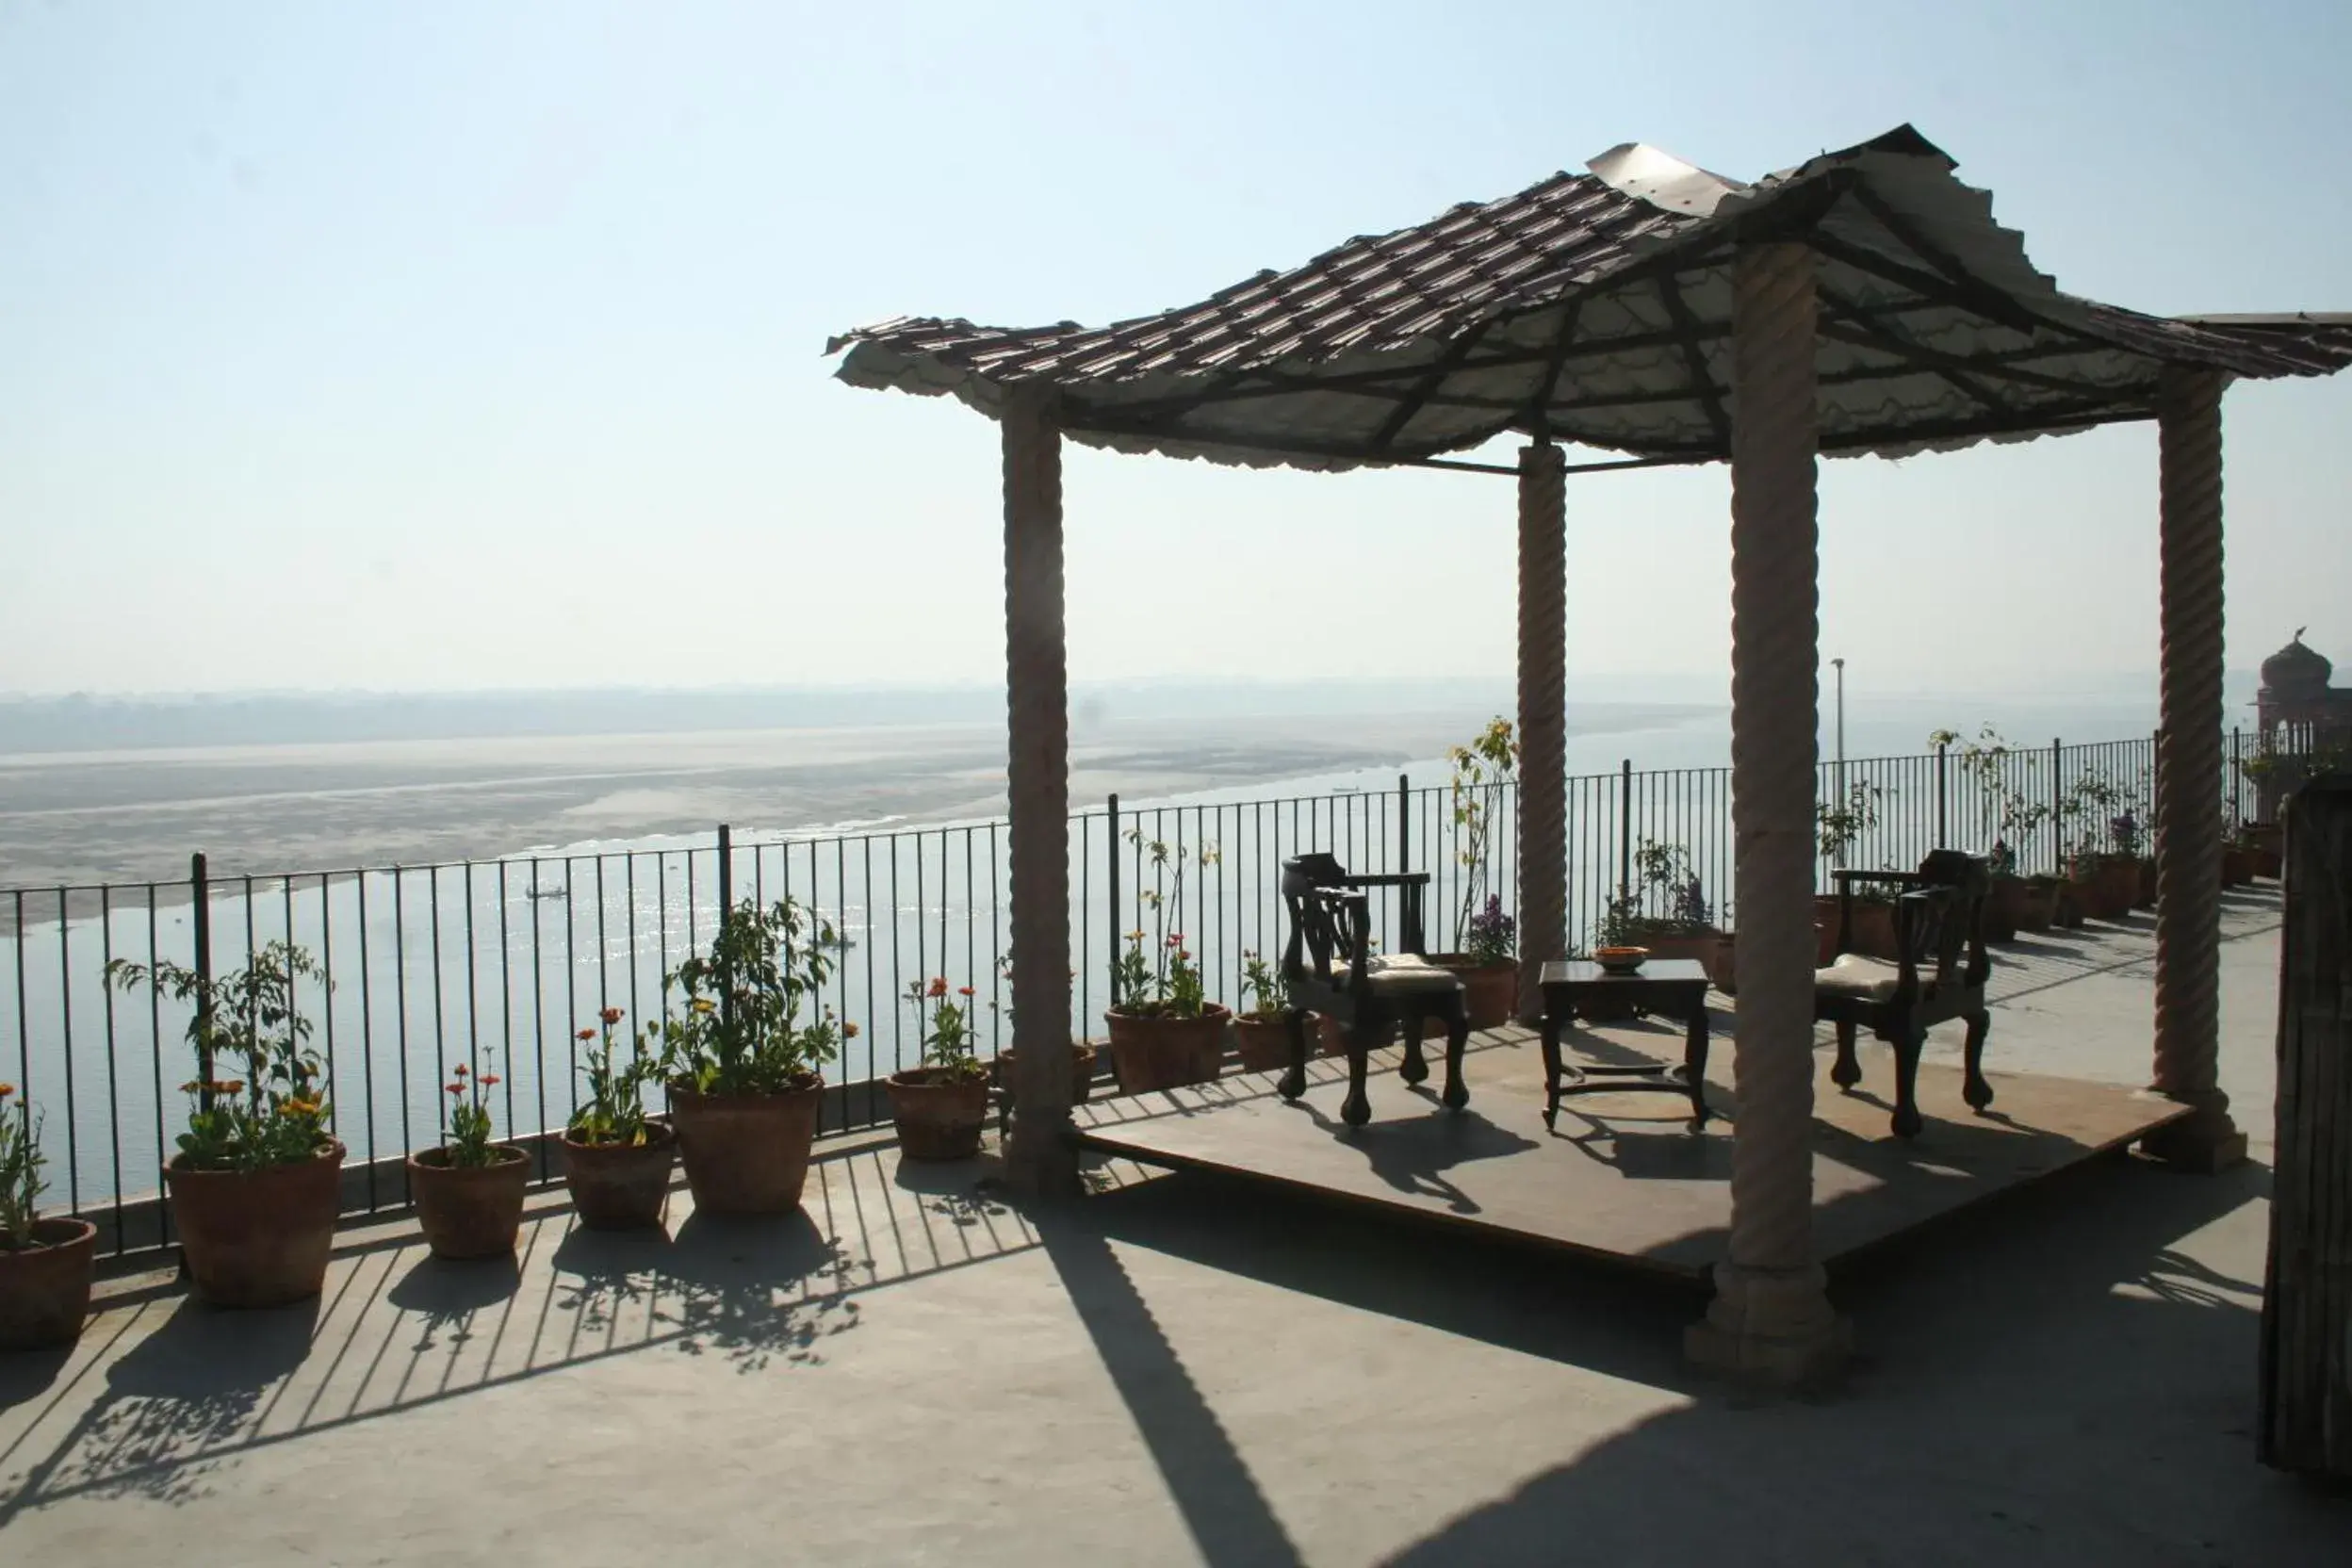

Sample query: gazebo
[829,126,2352,1383]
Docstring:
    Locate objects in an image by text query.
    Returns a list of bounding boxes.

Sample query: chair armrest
[1340,873,1430,888]
[1833,869,1928,890]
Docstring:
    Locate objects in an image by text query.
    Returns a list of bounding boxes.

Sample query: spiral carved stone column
[1002,385,1080,1197]
[1516,439,1567,1021]
[2143,366,2248,1173]
[1685,243,1850,1385]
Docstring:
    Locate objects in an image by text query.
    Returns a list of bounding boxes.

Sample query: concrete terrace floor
[4,886,2347,1566]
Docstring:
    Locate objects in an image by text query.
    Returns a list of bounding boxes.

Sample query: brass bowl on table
[1593,945,1649,975]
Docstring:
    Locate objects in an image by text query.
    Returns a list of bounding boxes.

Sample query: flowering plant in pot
[1426,719,1520,1026]
[1816,780,1889,959]
[1936,727,2053,936]
[1231,951,1301,1071]
[408,1053,526,1261]
[2060,774,2140,920]
[106,942,344,1308]
[0,1084,96,1350]
[562,1007,676,1230]
[1105,832,1228,1092]
[887,979,992,1160]
[657,897,847,1217]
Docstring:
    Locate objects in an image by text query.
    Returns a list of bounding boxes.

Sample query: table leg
[1540,1007,1564,1129]
[1683,999,1710,1131]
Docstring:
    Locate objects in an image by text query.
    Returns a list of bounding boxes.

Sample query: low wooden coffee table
[1536,958,1712,1132]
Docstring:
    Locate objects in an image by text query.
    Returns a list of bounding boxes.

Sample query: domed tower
[2259,630,2332,710]
[2251,630,2350,821]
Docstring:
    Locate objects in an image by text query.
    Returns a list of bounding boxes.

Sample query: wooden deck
[1072,1023,2191,1281]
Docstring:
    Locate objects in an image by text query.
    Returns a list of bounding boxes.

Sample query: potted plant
[988,953,1098,1105]
[1232,950,1299,1071]
[1426,719,1519,1026]
[2241,821,2283,880]
[659,897,848,1217]
[2110,809,2158,908]
[562,1007,676,1231]
[1603,841,1725,969]
[1815,780,1887,960]
[106,942,345,1308]
[2057,774,2139,920]
[886,978,992,1160]
[1936,727,2054,937]
[1105,833,1228,1092]
[406,1051,527,1260]
[0,1084,95,1350]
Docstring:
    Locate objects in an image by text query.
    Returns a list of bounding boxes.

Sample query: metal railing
[5,727,2269,1260]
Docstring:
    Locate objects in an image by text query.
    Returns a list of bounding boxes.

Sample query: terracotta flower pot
[1105,1005,1230,1093]
[884,1067,991,1161]
[2067,857,2138,921]
[1812,895,1844,963]
[2220,846,2256,888]
[0,1217,97,1350]
[561,1122,678,1231]
[1232,1014,1298,1072]
[166,1142,346,1308]
[2010,877,2058,932]
[670,1077,824,1217]
[2132,857,2159,909]
[1707,932,1738,994]
[1841,902,1902,959]
[1425,956,1515,1028]
[407,1145,531,1259]
[992,1043,1099,1104]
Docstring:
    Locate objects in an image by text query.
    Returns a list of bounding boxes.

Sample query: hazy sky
[3,1,2347,700]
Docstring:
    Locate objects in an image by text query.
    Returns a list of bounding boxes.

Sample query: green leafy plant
[0,1083,44,1248]
[1113,830,1217,1019]
[660,898,848,1096]
[569,1006,663,1147]
[904,977,988,1081]
[1237,950,1292,1023]
[1447,717,1518,946]
[1936,726,2050,877]
[106,941,334,1173]
[1816,780,1886,869]
[1599,840,1715,945]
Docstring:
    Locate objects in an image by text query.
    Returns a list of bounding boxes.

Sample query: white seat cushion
[1328,956,1463,995]
[1815,954,1903,1002]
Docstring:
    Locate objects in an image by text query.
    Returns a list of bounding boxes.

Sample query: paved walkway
[3,888,2344,1565]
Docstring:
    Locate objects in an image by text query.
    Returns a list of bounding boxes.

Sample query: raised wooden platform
[1073,1024,2191,1281]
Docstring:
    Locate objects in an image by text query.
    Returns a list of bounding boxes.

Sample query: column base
[1001,1123,1083,1199]
[2137,1093,2249,1173]
[1684,1261,1851,1390]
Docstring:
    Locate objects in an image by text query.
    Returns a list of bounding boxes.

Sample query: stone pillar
[1685,242,1850,1385]
[1516,438,1567,1020]
[2143,365,2248,1173]
[1002,385,1080,1197]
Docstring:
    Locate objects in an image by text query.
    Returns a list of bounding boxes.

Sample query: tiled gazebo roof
[828,126,2352,471]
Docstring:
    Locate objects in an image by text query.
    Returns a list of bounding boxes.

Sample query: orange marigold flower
[927,977,948,998]
[480,1074,500,1088]
[219,1080,245,1095]
[843,1021,860,1038]
[600,1006,623,1024]
[957,986,975,997]
[179,1080,204,1094]
[1176,950,1191,962]
[577,1027,596,1041]
[446,1083,466,1097]
[0,1083,14,1100]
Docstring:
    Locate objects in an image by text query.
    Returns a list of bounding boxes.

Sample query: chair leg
[1891,1027,1925,1139]
[1342,1034,1372,1128]
[1962,1011,1995,1111]
[1398,1011,1430,1085]
[1441,1008,1470,1111]
[1830,1020,1862,1089]
[1278,1007,1310,1102]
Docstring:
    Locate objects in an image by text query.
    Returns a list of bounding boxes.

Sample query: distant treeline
[0,680,1551,754]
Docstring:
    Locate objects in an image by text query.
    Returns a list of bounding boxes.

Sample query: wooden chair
[1815,850,1995,1138]
[1274,853,1471,1127]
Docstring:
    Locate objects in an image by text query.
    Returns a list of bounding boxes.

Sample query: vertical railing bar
[431,867,448,1147]
[530,858,548,1183]
[357,871,377,1209]
[392,867,412,1201]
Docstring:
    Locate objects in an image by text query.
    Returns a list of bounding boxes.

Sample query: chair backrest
[1907,850,1993,991]
[1281,854,1357,988]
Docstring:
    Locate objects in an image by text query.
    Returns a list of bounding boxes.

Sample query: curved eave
[829,128,2351,474]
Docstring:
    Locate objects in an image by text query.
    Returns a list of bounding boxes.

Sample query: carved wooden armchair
[1815,850,1995,1138]
[1274,853,1470,1128]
